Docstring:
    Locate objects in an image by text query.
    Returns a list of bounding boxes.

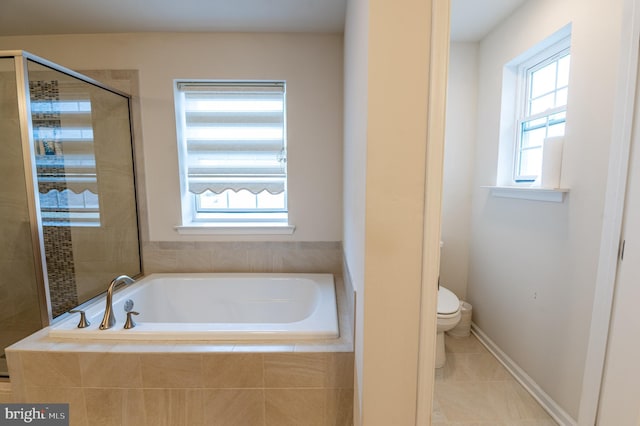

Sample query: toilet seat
[437,311,461,319]
[437,286,460,315]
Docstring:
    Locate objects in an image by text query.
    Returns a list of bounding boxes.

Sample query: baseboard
[471,323,577,426]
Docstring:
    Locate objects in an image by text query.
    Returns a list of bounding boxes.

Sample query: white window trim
[483,186,569,203]
[175,223,295,235]
[493,25,572,202]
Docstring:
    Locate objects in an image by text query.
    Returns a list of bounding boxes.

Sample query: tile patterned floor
[432,333,558,425]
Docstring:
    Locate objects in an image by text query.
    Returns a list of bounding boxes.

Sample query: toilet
[436,285,461,368]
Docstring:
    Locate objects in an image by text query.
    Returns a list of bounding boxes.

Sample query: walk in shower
[0,51,142,377]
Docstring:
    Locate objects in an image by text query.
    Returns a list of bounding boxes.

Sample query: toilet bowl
[436,285,461,368]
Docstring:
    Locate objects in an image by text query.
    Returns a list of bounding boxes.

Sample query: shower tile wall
[30,79,79,317]
[43,226,77,317]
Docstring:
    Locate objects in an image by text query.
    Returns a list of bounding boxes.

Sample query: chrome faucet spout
[99,275,135,330]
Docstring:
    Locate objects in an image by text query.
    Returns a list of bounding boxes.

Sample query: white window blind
[176,82,287,197]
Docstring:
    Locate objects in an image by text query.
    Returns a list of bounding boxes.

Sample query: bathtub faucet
[99,275,135,330]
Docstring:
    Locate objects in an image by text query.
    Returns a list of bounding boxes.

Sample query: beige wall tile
[5,351,25,401]
[326,353,354,389]
[279,246,341,274]
[264,353,327,388]
[20,352,81,387]
[203,389,264,426]
[0,390,13,403]
[143,249,178,273]
[208,245,250,272]
[140,353,202,388]
[25,386,87,426]
[79,353,142,388]
[144,241,342,275]
[83,388,145,426]
[324,388,353,426]
[202,354,263,388]
[265,388,325,426]
[143,389,204,426]
[175,250,213,272]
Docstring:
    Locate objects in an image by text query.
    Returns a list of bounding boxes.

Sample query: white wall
[343,0,368,421]
[343,0,436,424]
[465,0,624,419]
[0,32,343,242]
[441,42,478,300]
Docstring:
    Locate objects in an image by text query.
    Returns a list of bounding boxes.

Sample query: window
[514,37,571,182]
[174,81,289,227]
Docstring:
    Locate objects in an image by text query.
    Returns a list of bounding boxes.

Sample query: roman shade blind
[29,86,98,195]
[176,82,287,196]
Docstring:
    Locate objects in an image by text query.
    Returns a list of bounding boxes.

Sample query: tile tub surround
[6,273,354,426]
[142,241,343,276]
[7,349,353,426]
[0,382,12,403]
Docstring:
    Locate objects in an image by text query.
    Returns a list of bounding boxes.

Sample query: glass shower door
[0,52,142,378]
[0,57,45,376]
[27,60,141,318]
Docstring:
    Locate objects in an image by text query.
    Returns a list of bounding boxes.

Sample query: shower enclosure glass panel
[0,52,142,378]
[0,57,44,376]
[26,60,141,318]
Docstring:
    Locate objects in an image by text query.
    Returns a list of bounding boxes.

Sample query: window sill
[175,223,296,235]
[482,186,569,203]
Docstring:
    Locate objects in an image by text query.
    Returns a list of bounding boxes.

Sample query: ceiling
[450,0,527,42]
[0,0,525,41]
[0,0,347,35]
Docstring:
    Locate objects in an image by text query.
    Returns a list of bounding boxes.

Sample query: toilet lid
[438,286,460,315]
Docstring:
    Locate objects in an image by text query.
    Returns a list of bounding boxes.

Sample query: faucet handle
[69,310,91,328]
[124,311,139,329]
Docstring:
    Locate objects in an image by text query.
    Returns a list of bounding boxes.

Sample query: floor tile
[433,334,557,425]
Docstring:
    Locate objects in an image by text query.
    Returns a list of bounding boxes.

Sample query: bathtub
[49,273,339,341]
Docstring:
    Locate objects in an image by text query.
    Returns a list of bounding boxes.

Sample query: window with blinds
[174,81,288,224]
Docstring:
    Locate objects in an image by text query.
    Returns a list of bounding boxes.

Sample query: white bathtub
[49,273,339,341]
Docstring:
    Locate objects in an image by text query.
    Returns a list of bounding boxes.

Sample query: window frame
[173,80,290,228]
[513,36,571,183]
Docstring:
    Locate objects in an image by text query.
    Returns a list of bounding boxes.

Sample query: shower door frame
[1,49,142,327]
